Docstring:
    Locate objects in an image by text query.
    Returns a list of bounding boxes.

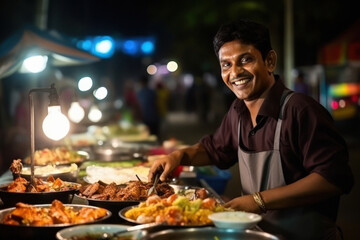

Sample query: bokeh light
[93,86,108,100]
[147,64,157,75]
[78,77,93,91]
[167,61,178,72]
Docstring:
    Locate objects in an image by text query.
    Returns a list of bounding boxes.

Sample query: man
[136,75,160,136]
[148,20,353,240]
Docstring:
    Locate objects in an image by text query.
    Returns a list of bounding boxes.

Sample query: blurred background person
[294,71,310,95]
[136,75,160,136]
[123,79,142,123]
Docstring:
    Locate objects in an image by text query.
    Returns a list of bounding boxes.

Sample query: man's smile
[231,78,251,86]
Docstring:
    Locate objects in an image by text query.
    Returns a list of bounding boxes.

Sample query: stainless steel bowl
[20,164,79,182]
[0,181,80,208]
[145,227,280,240]
[0,204,112,240]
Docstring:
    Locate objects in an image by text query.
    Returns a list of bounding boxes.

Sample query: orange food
[5,176,78,193]
[2,200,108,226]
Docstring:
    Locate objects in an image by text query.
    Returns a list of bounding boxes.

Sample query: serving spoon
[97,222,161,240]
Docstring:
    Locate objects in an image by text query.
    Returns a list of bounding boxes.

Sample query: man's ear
[265,50,277,72]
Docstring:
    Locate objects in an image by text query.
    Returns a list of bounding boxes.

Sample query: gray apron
[237,92,340,240]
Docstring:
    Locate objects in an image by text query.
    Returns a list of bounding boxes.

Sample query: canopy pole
[36,0,49,30]
[284,0,294,89]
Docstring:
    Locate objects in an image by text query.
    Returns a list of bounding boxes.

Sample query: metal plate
[78,184,216,223]
[0,204,112,240]
[118,205,212,227]
[23,150,90,166]
[0,181,81,207]
[146,227,280,240]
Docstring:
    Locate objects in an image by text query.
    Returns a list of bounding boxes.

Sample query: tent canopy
[0,24,100,79]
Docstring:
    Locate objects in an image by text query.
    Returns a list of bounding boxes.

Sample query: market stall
[0,127,281,240]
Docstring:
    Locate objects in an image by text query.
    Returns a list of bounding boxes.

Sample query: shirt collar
[259,75,287,120]
[233,75,287,120]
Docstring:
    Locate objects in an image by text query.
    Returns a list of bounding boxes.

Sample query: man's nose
[230,64,244,77]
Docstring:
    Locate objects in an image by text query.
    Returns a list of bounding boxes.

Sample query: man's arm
[224,172,342,213]
[148,143,212,182]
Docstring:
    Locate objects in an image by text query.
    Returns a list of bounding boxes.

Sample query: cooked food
[2,199,108,226]
[84,165,149,185]
[9,159,22,177]
[7,161,79,193]
[79,180,175,201]
[124,194,229,226]
[24,147,87,165]
[20,163,78,176]
[5,175,79,193]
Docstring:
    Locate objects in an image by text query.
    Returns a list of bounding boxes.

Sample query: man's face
[218,40,275,101]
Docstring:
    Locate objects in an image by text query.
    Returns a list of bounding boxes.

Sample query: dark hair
[213,19,272,60]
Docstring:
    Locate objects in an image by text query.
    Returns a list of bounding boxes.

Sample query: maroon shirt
[200,77,353,219]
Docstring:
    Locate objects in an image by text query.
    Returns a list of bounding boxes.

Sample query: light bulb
[21,55,48,73]
[88,105,102,122]
[68,102,85,123]
[42,106,70,140]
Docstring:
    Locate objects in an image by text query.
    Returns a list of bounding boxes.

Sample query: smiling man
[148,19,353,240]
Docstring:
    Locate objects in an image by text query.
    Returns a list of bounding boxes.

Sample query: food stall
[0,60,277,239]
[0,117,281,240]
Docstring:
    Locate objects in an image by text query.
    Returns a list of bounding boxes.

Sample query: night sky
[0,0,359,80]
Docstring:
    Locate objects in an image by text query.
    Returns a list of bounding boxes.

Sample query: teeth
[234,79,248,85]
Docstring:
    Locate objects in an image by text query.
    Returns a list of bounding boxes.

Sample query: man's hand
[224,195,263,214]
[148,151,182,182]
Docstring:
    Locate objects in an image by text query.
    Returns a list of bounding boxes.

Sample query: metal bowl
[75,194,139,223]
[78,184,215,223]
[23,150,90,166]
[0,181,80,208]
[0,204,112,240]
[145,227,280,240]
[56,224,147,240]
[20,163,79,182]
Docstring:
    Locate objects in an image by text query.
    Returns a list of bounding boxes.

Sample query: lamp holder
[28,83,61,186]
[48,83,60,106]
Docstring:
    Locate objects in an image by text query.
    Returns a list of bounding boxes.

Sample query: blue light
[78,39,92,51]
[123,40,138,55]
[141,41,154,54]
[92,36,115,58]
[74,35,156,57]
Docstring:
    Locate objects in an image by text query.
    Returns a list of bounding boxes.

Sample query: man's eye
[221,62,230,68]
[241,56,251,64]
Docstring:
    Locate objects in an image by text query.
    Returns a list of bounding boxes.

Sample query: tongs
[147,173,160,196]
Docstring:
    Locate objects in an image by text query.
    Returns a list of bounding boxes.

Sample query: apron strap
[274,90,294,150]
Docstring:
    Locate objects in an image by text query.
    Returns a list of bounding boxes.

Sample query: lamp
[68,101,85,123]
[88,105,102,122]
[29,83,70,185]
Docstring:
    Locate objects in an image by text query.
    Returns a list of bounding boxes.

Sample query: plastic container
[196,166,231,195]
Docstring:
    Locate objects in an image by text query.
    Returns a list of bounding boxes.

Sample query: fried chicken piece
[74,207,108,223]
[3,202,40,225]
[9,159,23,178]
[7,177,28,192]
[49,199,70,224]
[102,182,117,199]
[90,193,108,200]
[195,188,208,200]
[81,182,100,197]
[47,175,56,182]
[156,182,175,198]
[52,178,64,190]
[36,184,50,192]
